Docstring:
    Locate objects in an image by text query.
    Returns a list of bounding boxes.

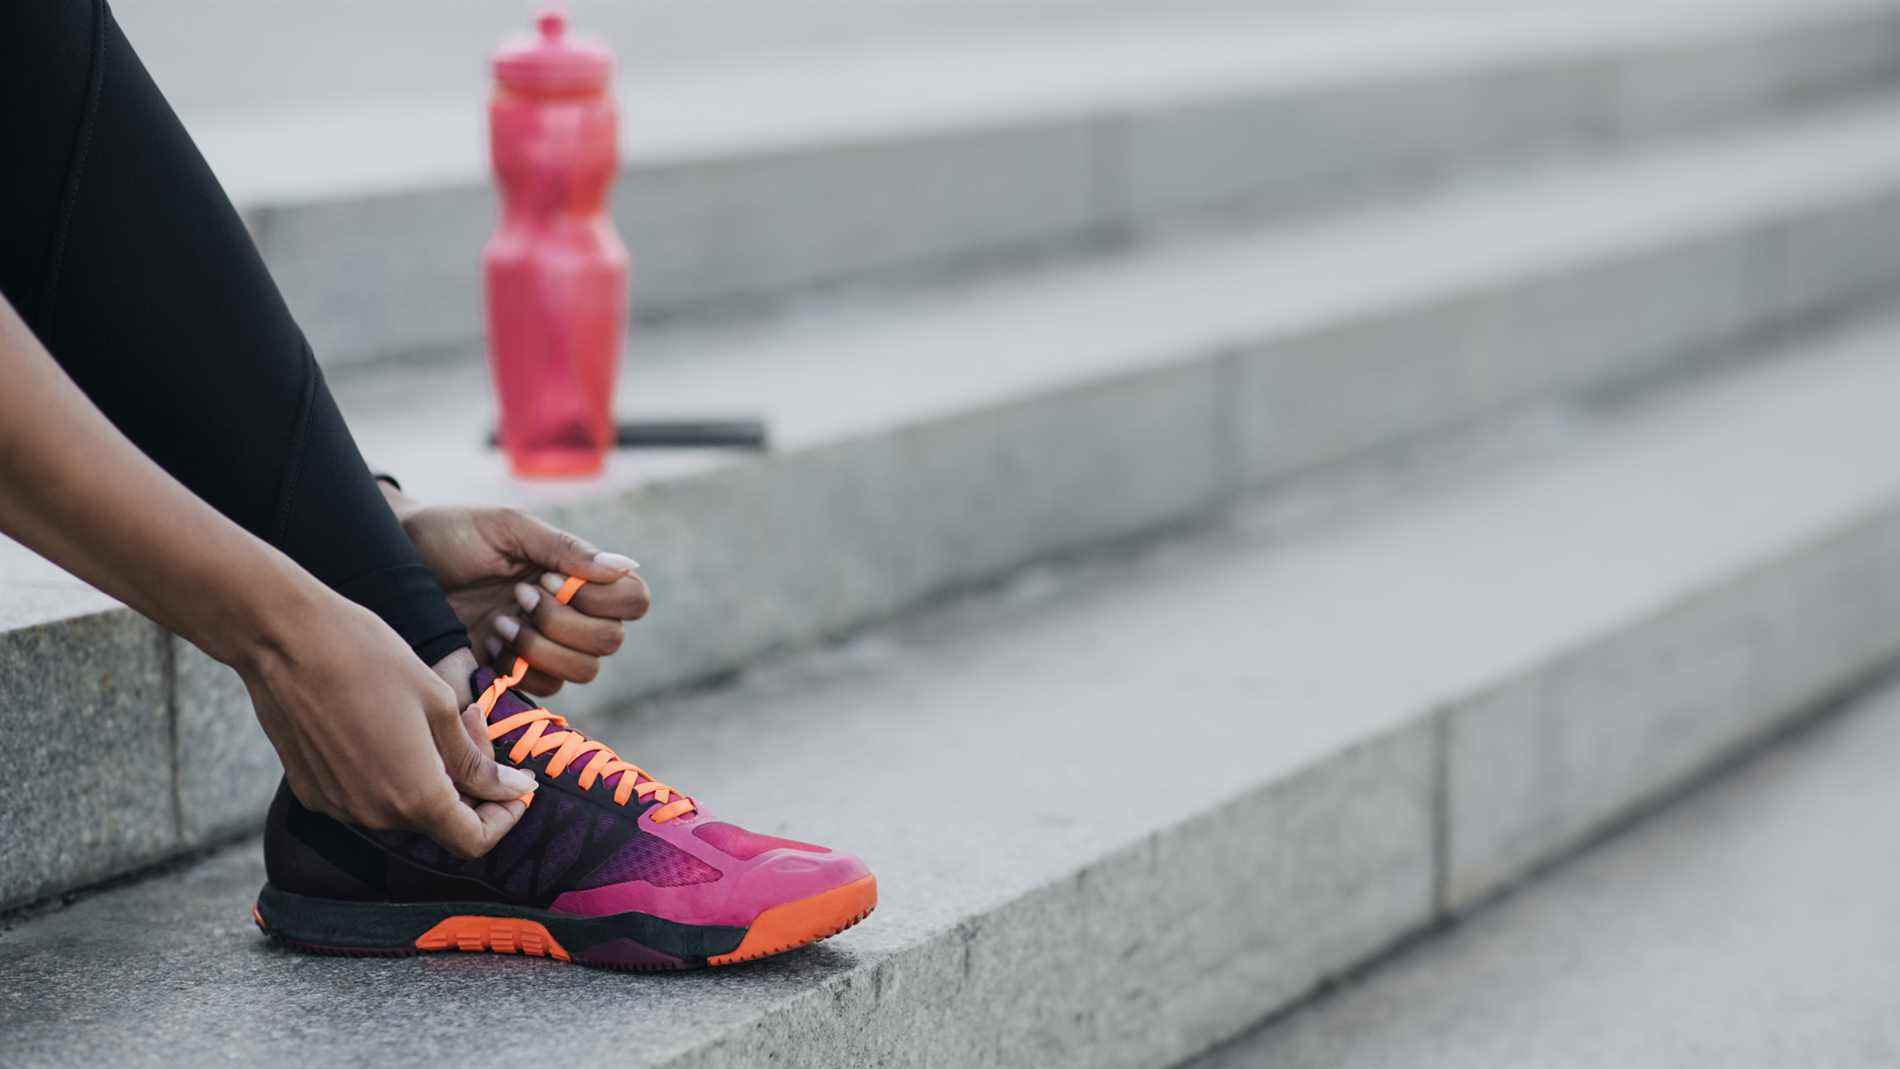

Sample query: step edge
[196,0,1900,209]
[635,492,1900,1068]
[211,3,1900,369]
[8,129,1900,900]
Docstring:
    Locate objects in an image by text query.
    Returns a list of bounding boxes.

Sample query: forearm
[0,295,323,670]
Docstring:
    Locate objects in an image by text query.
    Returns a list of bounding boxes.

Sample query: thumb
[429,699,539,803]
[499,509,634,584]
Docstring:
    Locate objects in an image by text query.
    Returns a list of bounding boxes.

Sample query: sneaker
[252,646,875,970]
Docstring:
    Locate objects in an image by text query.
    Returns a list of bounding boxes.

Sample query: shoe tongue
[468,665,647,798]
[470,666,537,735]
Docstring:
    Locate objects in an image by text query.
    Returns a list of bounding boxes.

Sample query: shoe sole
[251,875,876,972]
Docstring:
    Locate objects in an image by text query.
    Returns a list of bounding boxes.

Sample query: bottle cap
[493,9,612,95]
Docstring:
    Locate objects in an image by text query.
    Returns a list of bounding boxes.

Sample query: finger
[534,571,585,605]
[428,696,539,803]
[426,792,527,860]
[461,703,495,754]
[495,509,636,584]
[516,667,565,697]
[517,581,625,655]
[493,612,600,684]
[558,573,651,622]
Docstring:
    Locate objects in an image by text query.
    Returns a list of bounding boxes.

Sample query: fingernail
[513,582,541,613]
[540,572,568,595]
[493,614,521,642]
[483,635,503,661]
[500,765,538,792]
[594,551,640,574]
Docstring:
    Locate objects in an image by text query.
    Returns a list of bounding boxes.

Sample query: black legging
[0,0,468,665]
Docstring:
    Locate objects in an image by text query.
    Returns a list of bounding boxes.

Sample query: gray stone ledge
[192,2,1900,369]
[346,95,1900,724]
[1442,508,1900,911]
[171,640,276,848]
[15,93,1900,901]
[0,611,173,909]
[16,310,1900,1064]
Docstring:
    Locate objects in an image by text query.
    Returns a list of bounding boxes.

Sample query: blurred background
[117,0,1524,111]
[11,1,1900,1065]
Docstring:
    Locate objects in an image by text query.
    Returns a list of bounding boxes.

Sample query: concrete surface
[157,1,1900,367]
[171,640,275,848]
[328,93,1900,718]
[1440,511,1900,910]
[1194,674,1900,1069]
[15,83,1900,896]
[180,2,1900,202]
[12,310,1900,1063]
[0,609,174,908]
[113,0,1379,115]
[123,1,1874,120]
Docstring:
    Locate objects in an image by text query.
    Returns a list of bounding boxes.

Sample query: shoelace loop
[474,576,696,824]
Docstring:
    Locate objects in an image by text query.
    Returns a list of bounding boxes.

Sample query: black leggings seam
[36,0,106,335]
[272,345,318,546]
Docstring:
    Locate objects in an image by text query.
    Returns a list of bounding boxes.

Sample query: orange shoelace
[474,575,696,823]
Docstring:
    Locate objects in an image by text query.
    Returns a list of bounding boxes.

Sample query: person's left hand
[384,487,651,696]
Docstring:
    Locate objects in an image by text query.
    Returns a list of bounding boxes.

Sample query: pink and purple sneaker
[253,650,875,971]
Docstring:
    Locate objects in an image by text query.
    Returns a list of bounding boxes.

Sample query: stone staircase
[9,2,1900,1065]
[143,0,1900,367]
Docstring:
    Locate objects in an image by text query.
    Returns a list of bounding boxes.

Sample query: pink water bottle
[484,8,629,478]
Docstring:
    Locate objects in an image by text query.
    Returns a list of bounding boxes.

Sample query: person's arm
[0,294,535,857]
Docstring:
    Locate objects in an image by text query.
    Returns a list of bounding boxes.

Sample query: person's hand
[242,586,540,858]
[383,488,650,696]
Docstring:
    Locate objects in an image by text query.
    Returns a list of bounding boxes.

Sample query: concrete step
[10,305,1900,1067]
[152,0,1900,368]
[10,92,1900,906]
[1191,660,1900,1069]
[117,0,1368,114]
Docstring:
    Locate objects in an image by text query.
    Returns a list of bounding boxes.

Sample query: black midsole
[255,883,747,961]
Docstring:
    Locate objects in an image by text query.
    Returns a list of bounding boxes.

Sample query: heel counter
[263,779,383,900]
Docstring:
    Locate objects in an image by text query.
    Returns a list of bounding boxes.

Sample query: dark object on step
[488,419,769,452]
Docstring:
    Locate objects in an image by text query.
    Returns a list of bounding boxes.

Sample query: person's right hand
[240,589,538,858]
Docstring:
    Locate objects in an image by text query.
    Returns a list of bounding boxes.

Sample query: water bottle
[483,8,628,477]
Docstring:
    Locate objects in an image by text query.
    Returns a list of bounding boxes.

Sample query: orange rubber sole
[414,916,573,960]
[709,874,878,966]
[253,875,877,971]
